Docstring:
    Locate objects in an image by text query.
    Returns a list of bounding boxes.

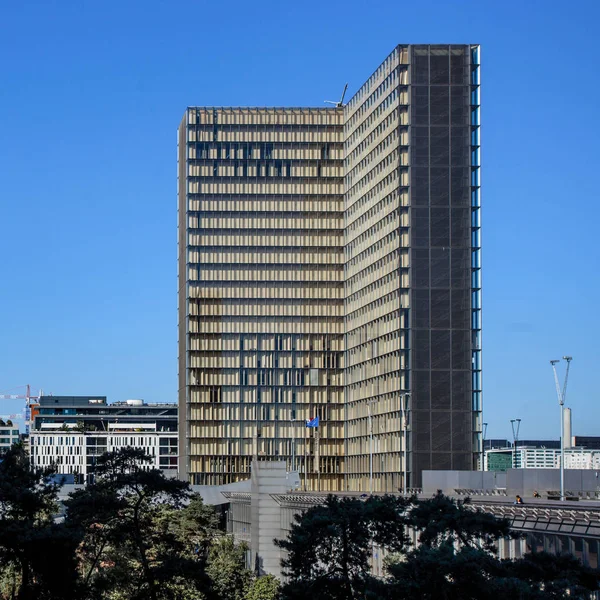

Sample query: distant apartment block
[29,396,177,480]
[178,44,482,491]
[0,421,20,456]
[485,446,600,472]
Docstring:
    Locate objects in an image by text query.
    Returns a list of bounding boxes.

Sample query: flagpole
[303,415,320,491]
[316,422,320,492]
[291,417,295,472]
[304,419,308,491]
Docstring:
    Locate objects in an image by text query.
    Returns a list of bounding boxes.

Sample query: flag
[306,416,319,428]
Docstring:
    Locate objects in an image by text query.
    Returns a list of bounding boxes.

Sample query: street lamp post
[510,418,521,469]
[482,422,488,471]
[551,357,573,502]
[367,400,374,494]
[291,416,295,472]
[366,398,377,572]
[401,393,410,494]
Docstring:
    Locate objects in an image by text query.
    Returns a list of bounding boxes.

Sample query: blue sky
[1,0,599,441]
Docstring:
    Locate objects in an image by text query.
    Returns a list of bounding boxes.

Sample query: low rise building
[564,450,600,470]
[485,446,600,472]
[485,448,513,472]
[29,396,177,481]
[0,422,20,456]
[222,462,600,579]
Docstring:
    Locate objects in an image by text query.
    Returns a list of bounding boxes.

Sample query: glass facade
[344,47,410,492]
[178,108,345,489]
[178,44,481,491]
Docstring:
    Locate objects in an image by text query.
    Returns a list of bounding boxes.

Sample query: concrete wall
[423,469,600,497]
[250,460,288,577]
[192,479,251,505]
[506,469,600,497]
[422,470,506,495]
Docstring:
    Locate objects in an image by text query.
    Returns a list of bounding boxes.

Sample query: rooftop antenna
[325,83,348,108]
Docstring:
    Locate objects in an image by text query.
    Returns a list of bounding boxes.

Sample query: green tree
[502,551,600,599]
[0,443,80,600]
[386,543,513,600]
[275,494,412,600]
[386,492,599,600]
[387,545,600,600]
[278,491,599,600]
[174,495,219,560]
[386,491,525,600]
[64,447,203,600]
[407,490,513,550]
[245,574,280,600]
[206,535,252,600]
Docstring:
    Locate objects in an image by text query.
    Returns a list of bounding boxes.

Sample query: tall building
[178,107,345,489]
[178,44,481,491]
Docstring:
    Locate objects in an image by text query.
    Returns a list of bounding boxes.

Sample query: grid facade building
[178,108,346,489]
[178,44,481,491]
[29,396,178,479]
[484,447,600,471]
[0,425,20,456]
[30,430,178,480]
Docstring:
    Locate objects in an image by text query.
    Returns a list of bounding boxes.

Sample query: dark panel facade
[409,45,481,485]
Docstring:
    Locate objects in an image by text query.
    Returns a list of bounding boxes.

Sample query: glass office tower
[178,44,481,490]
[343,47,411,492]
[178,108,345,489]
[344,44,481,491]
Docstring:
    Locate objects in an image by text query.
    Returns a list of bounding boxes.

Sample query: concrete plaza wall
[422,470,506,495]
[192,479,251,505]
[250,460,288,576]
[422,469,600,497]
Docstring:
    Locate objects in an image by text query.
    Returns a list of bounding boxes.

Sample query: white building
[29,395,178,481]
[0,424,20,456]
[485,446,600,471]
[564,450,600,470]
[30,424,178,480]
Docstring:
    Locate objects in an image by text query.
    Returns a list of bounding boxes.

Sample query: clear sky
[1,0,599,441]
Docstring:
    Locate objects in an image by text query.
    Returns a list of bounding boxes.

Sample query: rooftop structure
[34,395,176,432]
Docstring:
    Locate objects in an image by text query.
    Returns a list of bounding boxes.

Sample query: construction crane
[324,83,349,108]
[0,385,42,432]
[0,384,41,406]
